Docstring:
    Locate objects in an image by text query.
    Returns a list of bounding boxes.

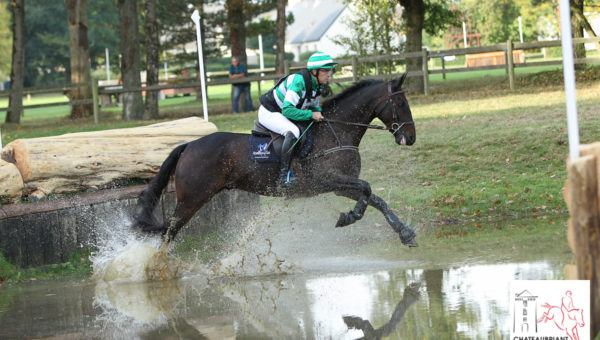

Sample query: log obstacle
[564,142,600,335]
[0,117,259,267]
[0,117,217,200]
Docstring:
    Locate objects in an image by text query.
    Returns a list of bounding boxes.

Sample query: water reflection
[0,261,566,339]
[343,282,420,339]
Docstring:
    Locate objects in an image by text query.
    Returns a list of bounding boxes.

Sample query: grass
[0,65,598,280]
[0,250,92,285]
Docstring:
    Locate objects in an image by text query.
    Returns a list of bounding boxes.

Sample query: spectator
[229,56,254,113]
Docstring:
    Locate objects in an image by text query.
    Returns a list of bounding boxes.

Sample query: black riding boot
[277,131,298,189]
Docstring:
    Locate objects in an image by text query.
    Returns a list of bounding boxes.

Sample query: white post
[462,21,468,47]
[258,34,265,71]
[518,16,523,43]
[163,50,168,81]
[559,0,580,160]
[105,48,110,81]
[0,127,2,149]
[191,9,209,122]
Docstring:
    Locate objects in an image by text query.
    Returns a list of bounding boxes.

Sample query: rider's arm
[281,74,313,121]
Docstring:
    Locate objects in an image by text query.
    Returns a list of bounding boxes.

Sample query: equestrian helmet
[307,52,338,70]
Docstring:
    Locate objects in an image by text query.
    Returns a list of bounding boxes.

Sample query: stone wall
[0,186,259,267]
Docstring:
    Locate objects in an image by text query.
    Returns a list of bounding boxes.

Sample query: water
[0,261,567,339]
[0,197,572,339]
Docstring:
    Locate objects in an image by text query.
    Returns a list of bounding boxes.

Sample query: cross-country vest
[259,69,316,113]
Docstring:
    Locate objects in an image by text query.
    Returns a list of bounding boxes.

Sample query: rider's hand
[312,111,324,122]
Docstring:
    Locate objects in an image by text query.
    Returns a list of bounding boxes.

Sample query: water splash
[89,209,179,283]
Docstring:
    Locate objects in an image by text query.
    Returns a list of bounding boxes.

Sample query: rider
[258,52,337,189]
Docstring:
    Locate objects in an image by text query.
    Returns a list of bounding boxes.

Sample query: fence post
[441,55,446,80]
[507,39,515,90]
[352,56,358,83]
[422,48,429,95]
[91,78,99,124]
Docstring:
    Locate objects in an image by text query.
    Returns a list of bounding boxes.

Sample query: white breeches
[257,105,300,138]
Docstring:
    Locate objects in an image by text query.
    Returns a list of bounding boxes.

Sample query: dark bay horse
[133,74,418,247]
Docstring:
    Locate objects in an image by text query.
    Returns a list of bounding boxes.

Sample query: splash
[89,209,179,283]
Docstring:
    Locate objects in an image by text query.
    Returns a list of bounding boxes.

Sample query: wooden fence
[1,37,599,121]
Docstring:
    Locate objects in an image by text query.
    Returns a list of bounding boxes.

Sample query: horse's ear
[392,73,408,90]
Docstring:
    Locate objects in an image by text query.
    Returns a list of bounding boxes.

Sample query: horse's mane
[322,79,383,111]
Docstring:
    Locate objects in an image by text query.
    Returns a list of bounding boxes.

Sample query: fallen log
[1,117,217,199]
[0,159,24,201]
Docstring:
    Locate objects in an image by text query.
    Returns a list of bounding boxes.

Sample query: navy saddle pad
[248,134,281,163]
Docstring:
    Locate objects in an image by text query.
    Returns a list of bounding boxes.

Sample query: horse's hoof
[335,212,355,228]
[400,229,418,247]
[403,238,419,247]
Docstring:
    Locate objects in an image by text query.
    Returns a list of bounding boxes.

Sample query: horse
[538,303,585,340]
[132,74,418,247]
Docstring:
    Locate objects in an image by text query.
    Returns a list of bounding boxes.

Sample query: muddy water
[0,197,572,339]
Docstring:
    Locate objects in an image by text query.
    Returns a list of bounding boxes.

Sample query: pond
[0,198,572,339]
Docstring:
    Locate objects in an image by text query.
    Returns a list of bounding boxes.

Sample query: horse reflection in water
[132,75,418,248]
[343,282,420,339]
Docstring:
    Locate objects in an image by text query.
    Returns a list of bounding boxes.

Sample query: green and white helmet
[307,52,337,70]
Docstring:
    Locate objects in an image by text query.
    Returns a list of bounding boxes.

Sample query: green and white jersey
[273,73,322,121]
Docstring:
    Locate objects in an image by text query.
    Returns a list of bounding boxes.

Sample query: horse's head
[575,308,585,327]
[374,74,416,146]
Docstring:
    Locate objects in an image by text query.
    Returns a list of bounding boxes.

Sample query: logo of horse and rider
[514,289,586,340]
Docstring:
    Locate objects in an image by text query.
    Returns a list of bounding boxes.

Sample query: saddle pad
[248,134,280,163]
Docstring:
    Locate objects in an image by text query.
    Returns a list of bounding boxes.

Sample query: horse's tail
[132,143,188,233]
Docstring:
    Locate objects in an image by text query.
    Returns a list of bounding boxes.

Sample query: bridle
[306,81,414,161]
[324,82,414,136]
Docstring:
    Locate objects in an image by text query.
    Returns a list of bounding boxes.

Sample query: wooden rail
[1,37,599,118]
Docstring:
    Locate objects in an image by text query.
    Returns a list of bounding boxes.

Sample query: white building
[285,0,350,61]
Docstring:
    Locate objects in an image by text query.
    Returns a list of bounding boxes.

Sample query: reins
[304,81,414,161]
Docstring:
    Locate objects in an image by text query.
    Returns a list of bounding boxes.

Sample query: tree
[144,0,159,119]
[226,0,247,65]
[157,0,223,77]
[398,0,458,93]
[570,0,586,62]
[275,0,285,73]
[118,0,144,120]
[6,0,24,124]
[0,2,11,80]
[462,0,520,44]
[65,0,93,119]
[333,1,402,75]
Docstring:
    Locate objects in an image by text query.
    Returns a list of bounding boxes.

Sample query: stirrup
[285,169,298,184]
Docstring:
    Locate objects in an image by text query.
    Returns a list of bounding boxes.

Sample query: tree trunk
[226,0,247,65]
[144,0,159,119]
[399,0,425,93]
[6,0,25,124]
[0,118,217,199]
[65,0,93,119]
[570,0,586,67]
[276,0,286,73]
[226,0,247,110]
[571,4,600,52]
[118,0,144,120]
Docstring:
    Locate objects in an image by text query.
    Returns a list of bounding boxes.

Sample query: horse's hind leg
[163,201,201,242]
[335,190,417,247]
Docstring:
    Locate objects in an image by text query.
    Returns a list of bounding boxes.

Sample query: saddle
[248,120,314,163]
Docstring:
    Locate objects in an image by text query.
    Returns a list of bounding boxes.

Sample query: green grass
[0,249,92,285]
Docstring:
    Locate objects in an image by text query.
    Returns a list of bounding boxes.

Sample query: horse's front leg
[328,175,372,228]
[335,190,418,247]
